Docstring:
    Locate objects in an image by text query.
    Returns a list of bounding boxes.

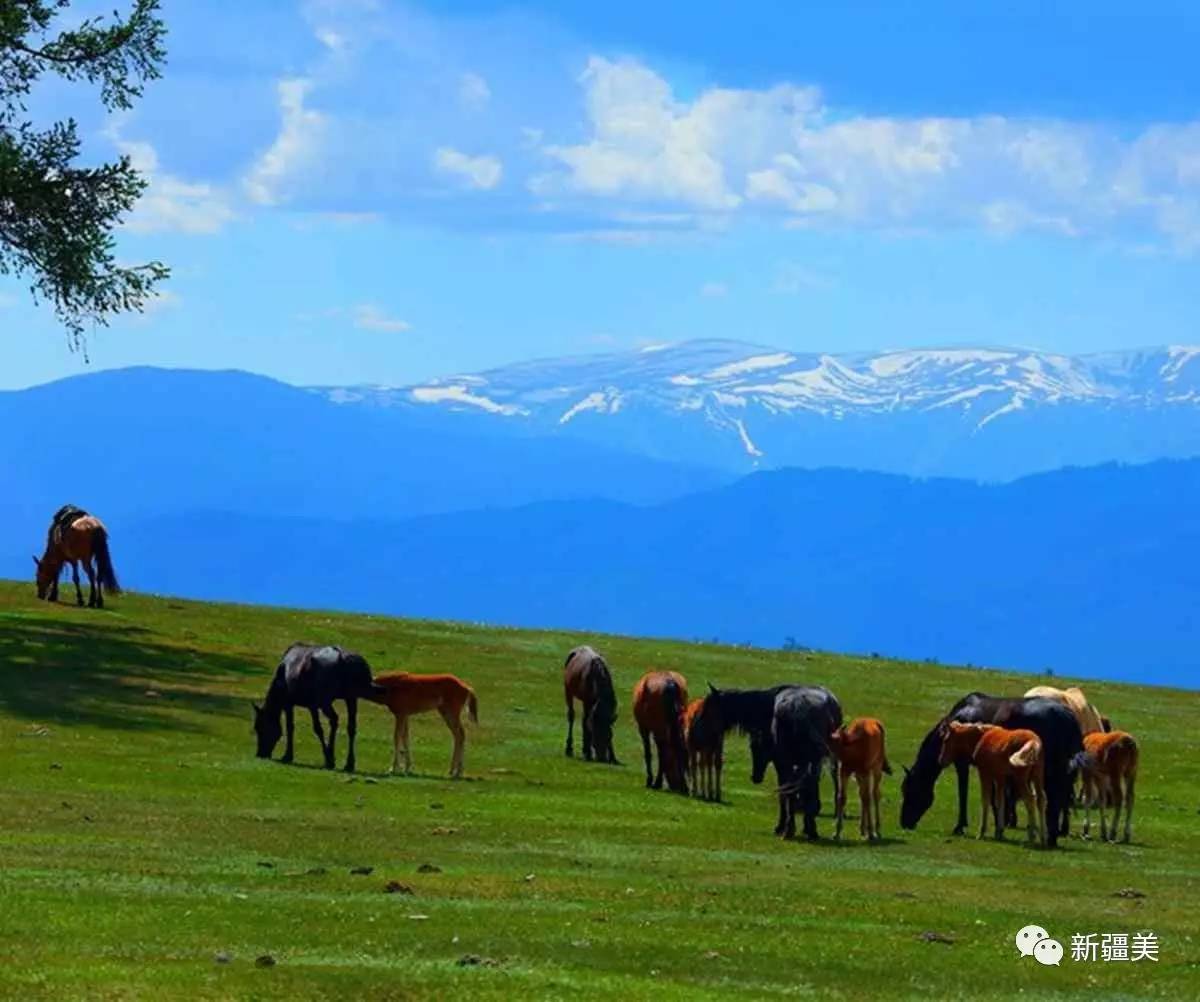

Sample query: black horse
[562,645,620,764]
[252,643,384,772]
[899,692,1083,849]
[700,683,843,838]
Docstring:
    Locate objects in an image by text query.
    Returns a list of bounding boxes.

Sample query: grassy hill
[0,580,1196,1000]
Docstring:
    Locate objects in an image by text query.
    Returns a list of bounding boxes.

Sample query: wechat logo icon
[1016,925,1063,967]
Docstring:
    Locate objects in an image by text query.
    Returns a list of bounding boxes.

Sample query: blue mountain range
[3,359,1197,688]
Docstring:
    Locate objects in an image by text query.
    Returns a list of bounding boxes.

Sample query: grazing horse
[632,671,689,793]
[899,693,1082,849]
[766,686,843,840]
[684,697,724,802]
[938,722,1047,846]
[696,681,844,806]
[828,717,892,841]
[252,644,383,772]
[34,505,120,608]
[563,646,619,764]
[1024,685,1107,735]
[1073,730,1139,843]
[367,672,479,778]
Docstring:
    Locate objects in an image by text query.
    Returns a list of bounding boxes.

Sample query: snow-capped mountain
[311,340,1200,481]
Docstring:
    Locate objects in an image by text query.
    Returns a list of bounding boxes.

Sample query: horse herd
[32,507,1140,848]
[249,640,1141,850]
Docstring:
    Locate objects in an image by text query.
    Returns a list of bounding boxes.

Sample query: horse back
[633,671,688,730]
[373,671,472,715]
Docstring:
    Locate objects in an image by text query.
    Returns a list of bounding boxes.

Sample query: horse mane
[712,686,785,737]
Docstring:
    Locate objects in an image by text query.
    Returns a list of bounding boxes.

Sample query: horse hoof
[280,755,293,765]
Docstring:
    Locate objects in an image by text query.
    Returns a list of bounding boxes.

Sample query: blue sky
[3,0,1200,389]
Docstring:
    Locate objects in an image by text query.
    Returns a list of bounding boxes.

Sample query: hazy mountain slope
[0,366,726,538]
[58,459,1200,688]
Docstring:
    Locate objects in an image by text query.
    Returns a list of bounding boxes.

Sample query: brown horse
[1075,730,1139,843]
[938,722,1047,846]
[367,672,479,778]
[684,696,724,802]
[563,645,619,763]
[632,671,689,794]
[34,505,120,608]
[828,717,892,841]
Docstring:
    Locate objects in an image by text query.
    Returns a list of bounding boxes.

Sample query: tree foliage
[1,0,168,349]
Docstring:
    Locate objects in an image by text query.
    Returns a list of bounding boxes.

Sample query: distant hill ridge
[312,339,1200,480]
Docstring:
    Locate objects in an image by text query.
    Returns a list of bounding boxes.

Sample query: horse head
[252,700,283,759]
[32,555,53,599]
[748,729,772,784]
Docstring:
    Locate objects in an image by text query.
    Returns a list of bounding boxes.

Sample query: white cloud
[244,78,329,206]
[531,54,1200,250]
[433,147,503,190]
[700,281,728,298]
[536,57,820,211]
[107,128,235,234]
[353,304,411,333]
[459,72,491,111]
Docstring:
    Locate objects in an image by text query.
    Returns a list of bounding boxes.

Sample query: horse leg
[651,733,665,790]
[772,762,788,836]
[640,727,653,788]
[1045,774,1062,849]
[715,749,723,803]
[441,707,465,778]
[1107,780,1122,843]
[343,698,357,773]
[1122,773,1135,843]
[69,561,83,606]
[281,704,295,764]
[582,708,594,762]
[993,776,1006,840]
[873,768,884,840]
[1003,776,1017,828]
[322,705,339,770]
[954,759,970,835]
[401,716,413,774]
[86,556,100,608]
[977,775,990,840]
[834,766,848,840]
[389,715,403,774]
[564,693,575,757]
[309,708,329,765]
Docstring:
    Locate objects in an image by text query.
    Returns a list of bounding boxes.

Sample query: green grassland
[0,580,1197,1000]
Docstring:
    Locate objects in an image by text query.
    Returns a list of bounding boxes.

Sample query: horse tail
[466,686,479,724]
[663,678,688,789]
[1009,739,1041,769]
[1069,750,1095,776]
[881,755,893,776]
[93,526,121,594]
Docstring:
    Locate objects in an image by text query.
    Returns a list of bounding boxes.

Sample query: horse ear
[32,555,40,568]
[707,681,718,695]
[250,701,261,715]
[902,764,910,777]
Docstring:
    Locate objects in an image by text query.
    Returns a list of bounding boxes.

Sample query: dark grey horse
[751,686,844,840]
[700,683,843,837]
[252,643,383,772]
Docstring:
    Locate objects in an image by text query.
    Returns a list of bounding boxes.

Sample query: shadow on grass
[0,612,251,732]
